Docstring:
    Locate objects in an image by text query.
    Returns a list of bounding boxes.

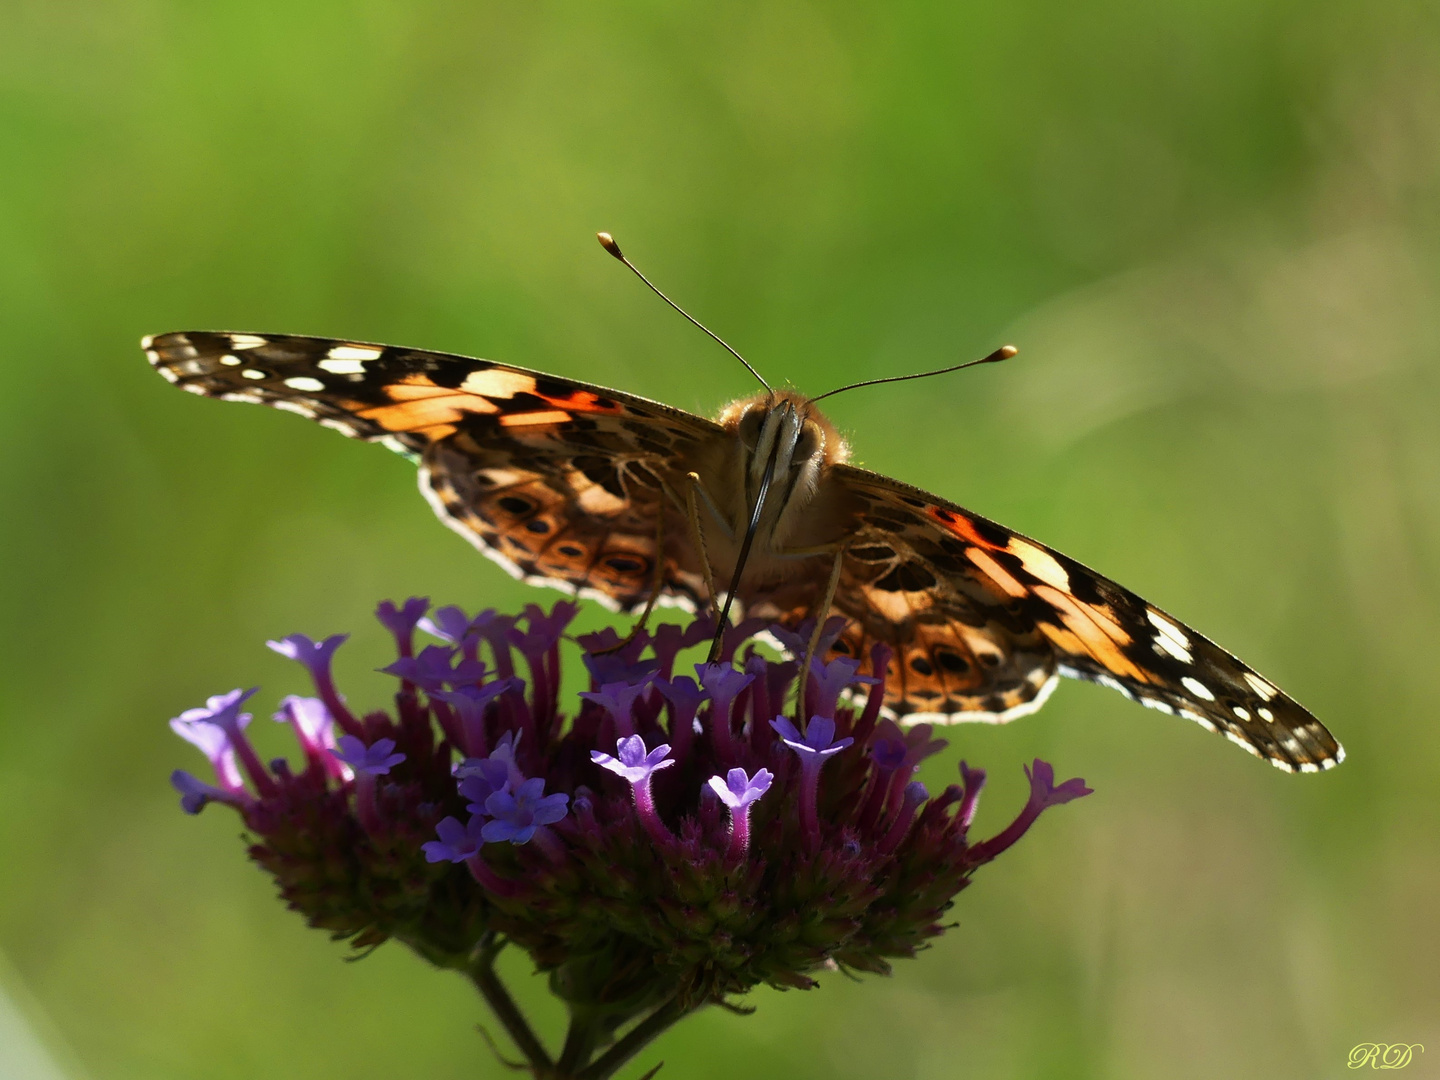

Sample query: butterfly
[144,328,1343,773]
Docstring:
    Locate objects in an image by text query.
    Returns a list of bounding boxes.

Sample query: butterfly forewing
[146,331,719,612]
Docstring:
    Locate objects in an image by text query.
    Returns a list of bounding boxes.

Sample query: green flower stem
[468,946,554,1073]
[576,995,688,1080]
[555,1010,602,1075]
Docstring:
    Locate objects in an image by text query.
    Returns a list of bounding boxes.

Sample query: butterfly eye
[736,409,764,448]
[794,424,821,462]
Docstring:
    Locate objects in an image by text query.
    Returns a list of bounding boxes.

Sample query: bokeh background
[2,3,1438,1078]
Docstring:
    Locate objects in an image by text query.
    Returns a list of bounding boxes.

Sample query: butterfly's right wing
[146,331,723,612]
[816,464,1342,773]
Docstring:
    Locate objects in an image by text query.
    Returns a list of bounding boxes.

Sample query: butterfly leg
[797,542,846,727]
[684,471,722,622]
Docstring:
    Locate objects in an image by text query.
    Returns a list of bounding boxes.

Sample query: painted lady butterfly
[144,325,1342,773]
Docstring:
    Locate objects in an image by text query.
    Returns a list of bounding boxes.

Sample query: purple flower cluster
[168,598,1090,1076]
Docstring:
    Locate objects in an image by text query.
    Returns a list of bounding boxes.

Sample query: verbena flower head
[168,598,1090,1078]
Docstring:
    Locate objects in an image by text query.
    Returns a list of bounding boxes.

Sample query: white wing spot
[1139,697,1175,714]
[1180,676,1216,701]
[328,344,385,362]
[271,400,317,419]
[242,369,268,380]
[156,366,179,383]
[1147,610,1190,647]
[283,376,327,392]
[140,334,155,349]
[219,392,264,404]
[227,334,269,350]
[1257,707,1274,723]
[318,356,368,375]
[1297,762,1320,773]
[1153,634,1192,663]
[1179,706,1209,723]
[377,435,413,456]
[1243,672,1278,701]
[218,354,242,366]
[1224,730,1261,756]
[318,417,362,438]
[1232,705,1251,721]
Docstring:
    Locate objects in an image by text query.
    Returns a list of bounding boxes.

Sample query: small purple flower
[423,815,487,863]
[432,680,520,757]
[170,708,244,790]
[582,652,661,691]
[267,633,347,680]
[970,759,1093,862]
[170,769,245,815]
[376,597,429,657]
[418,604,476,645]
[465,728,519,770]
[455,733,521,811]
[803,654,879,719]
[591,734,674,784]
[649,618,714,676]
[466,610,518,677]
[579,679,654,738]
[480,777,570,845]
[267,633,355,732]
[592,735,675,846]
[459,764,511,815]
[770,715,854,762]
[512,601,578,658]
[331,735,406,776]
[695,663,753,715]
[170,688,274,795]
[382,644,462,693]
[273,695,345,780]
[695,662,754,759]
[179,687,257,741]
[771,715,854,853]
[577,626,644,661]
[707,767,773,857]
[861,720,947,830]
[767,615,848,662]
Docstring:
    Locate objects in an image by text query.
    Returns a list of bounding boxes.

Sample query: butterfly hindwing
[826,466,1342,772]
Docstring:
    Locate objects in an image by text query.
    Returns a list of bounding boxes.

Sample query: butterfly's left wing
[819,464,1343,773]
[145,331,721,613]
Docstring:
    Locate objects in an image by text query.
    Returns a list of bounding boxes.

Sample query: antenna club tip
[998,344,1018,359]
[596,232,624,259]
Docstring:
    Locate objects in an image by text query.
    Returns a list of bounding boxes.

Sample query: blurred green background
[2,2,1437,1078]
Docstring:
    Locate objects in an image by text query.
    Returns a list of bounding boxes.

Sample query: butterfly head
[719,390,850,506]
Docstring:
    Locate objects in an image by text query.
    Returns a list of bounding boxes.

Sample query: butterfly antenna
[598,232,770,392]
[810,345,1017,403]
